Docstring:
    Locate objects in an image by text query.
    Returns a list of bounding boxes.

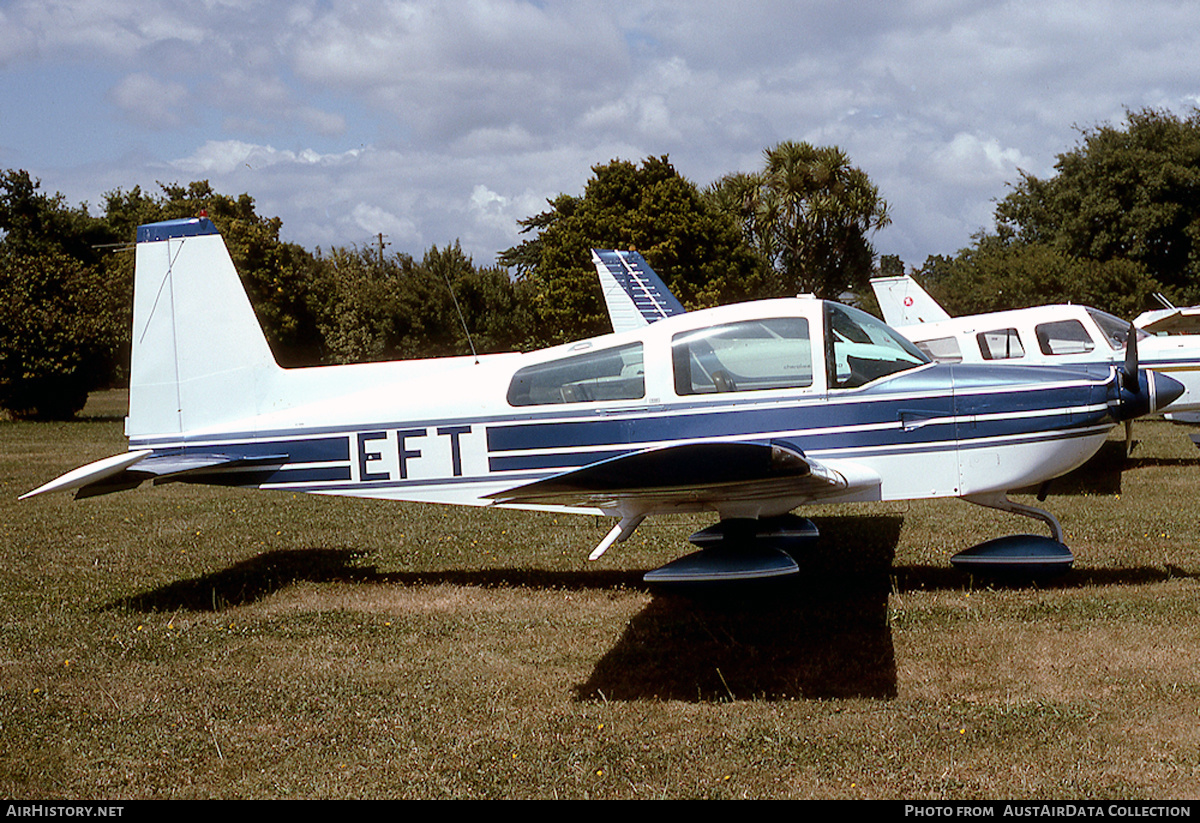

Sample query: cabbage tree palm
[710,141,891,300]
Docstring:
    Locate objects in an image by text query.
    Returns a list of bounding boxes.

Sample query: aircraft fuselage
[124,297,1128,521]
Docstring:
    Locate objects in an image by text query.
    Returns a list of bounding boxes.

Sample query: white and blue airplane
[20,219,1184,580]
[871,274,1200,434]
[871,273,1200,408]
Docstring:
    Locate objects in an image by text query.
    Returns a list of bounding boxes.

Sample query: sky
[2,0,1199,269]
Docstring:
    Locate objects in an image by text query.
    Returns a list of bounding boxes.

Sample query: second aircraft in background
[870,274,1200,422]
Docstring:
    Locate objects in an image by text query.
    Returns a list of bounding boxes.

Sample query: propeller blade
[1123,322,1139,392]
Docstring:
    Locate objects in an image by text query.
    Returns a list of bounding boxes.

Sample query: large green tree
[309,242,533,364]
[422,243,535,356]
[0,170,115,264]
[0,248,123,419]
[0,172,128,418]
[499,156,763,345]
[914,237,1160,320]
[995,107,1200,303]
[707,141,891,300]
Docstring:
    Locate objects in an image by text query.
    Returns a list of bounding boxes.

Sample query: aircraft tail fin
[128,218,281,439]
[591,249,686,333]
[870,274,952,327]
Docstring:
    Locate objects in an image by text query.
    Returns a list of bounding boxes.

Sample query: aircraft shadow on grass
[104,515,900,701]
[103,550,650,613]
[102,511,1198,701]
[576,515,903,701]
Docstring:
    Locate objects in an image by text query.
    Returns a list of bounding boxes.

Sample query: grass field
[2,390,1200,799]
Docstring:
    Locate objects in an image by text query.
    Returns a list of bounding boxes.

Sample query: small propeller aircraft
[871,274,1200,409]
[870,274,1200,439]
[21,219,1184,580]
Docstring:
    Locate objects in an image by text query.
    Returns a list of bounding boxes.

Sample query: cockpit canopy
[507,300,931,406]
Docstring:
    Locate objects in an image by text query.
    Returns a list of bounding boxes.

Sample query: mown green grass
[2,390,1199,798]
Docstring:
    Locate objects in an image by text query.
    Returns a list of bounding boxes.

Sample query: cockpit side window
[1035,319,1095,355]
[914,336,963,363]
[977,328,1024,360]
[507,343,644,406]
[672,318,812,395]
[824,303,930,389]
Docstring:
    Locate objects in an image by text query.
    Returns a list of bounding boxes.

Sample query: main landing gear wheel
[643,514,819,585]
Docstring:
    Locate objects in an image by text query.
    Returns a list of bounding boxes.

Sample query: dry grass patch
[3,391,1200,798]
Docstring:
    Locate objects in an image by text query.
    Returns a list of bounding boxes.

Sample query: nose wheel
[951,492,1073,575]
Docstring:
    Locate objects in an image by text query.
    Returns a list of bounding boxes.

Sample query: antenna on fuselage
[440,267,478,364]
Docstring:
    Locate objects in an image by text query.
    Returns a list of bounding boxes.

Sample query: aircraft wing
[591,249,686,333]
[1135,307,1200,335]
[486,439,877,513]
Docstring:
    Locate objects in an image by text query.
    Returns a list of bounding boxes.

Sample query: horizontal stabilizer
[23,451,288,500]
[591,249,686,333]
[136,452,288,478]
[19,451,152,499]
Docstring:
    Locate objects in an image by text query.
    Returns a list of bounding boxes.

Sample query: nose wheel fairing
[951,491,1073,576]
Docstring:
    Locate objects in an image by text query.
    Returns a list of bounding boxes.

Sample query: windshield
[825,303,930,388]
[1087,308,1150,350]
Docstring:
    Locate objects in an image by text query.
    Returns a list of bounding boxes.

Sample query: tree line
[5,108,1200,419]
[914,108,1200,319]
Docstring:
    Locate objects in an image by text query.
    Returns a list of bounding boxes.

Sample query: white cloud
[9,0,1200,270]
[933,133,1033,187]
[171,141,362,176]
[469,184,507,212]
[287,0,629,140]
[0,0,207,60]
[349,202,421,247]
[109,73,190,129]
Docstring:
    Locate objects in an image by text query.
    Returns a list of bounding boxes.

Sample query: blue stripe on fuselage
[126,364,1115,492]
[487,365,1110,454]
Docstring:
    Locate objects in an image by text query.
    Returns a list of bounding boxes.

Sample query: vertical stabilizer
[128,218,280,438]
[870,274,952,327]
[591,249,686,333]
